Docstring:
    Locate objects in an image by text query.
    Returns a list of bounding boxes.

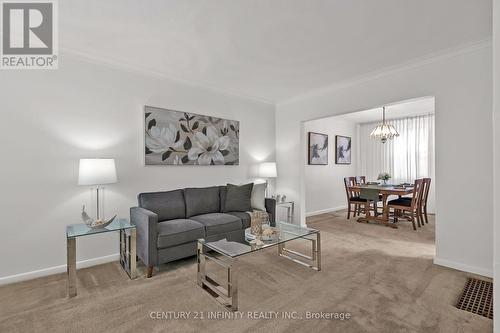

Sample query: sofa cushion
[223,183,253,212]
[138,189,185,221]
[219,186,227,212]
[185,187,220,218]
[226,212,251,229]
[190,213,242,236]
[157,219,205,249]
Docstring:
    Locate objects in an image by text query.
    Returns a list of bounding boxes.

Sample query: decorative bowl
[261,227,279,241]
[85,217,115,229]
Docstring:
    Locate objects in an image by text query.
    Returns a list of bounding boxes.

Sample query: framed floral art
[144,106,239,165]
[335,135,351,164]
[308,132,328,165]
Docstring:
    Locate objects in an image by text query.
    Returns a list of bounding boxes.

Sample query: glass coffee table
[197,222,321,311]
[66,218,137,297]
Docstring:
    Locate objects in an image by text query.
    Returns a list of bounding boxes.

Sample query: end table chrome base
[120,228,137,280]
[197,232,321,311]
[67,228,137,297]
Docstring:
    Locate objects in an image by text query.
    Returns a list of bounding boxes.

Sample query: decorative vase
[383,179,387,185]
[250,211,267,236]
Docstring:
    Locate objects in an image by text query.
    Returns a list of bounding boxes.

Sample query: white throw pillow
[251,182,267,211]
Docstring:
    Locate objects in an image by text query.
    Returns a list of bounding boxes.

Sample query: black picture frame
[335,135,351,165]
[308,132,328,165]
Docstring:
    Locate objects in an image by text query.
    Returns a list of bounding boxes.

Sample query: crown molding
[278,38,493,106]
[61,37,492,108]
[60,46,276,106]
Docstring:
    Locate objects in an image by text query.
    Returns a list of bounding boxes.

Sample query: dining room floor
[0,211,492,333]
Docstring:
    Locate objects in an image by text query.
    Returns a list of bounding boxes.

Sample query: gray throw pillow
[224,183,254,212]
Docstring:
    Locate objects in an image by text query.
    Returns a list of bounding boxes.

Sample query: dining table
[348,184,414,228]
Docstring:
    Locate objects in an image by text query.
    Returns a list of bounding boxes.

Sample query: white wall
[0,54,275,282]
[276,43,493,277]
[493,0,500,328]
[304,118,357,215]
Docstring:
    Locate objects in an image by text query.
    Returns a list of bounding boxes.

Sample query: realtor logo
[1,0,58,69]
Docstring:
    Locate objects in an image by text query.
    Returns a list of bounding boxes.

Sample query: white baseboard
[0,253,120,286]
[306,206,347,217]
[433,257,493,278]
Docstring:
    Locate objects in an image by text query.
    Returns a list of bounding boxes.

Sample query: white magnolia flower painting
[144,106,239,165]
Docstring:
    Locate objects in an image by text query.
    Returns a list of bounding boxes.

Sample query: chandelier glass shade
[370,107,399,143]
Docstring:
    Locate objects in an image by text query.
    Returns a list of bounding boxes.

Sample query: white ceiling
[334,97,435,124]
[60,0,492,103]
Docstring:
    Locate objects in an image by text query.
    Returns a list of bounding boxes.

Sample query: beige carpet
[0,212,492,333]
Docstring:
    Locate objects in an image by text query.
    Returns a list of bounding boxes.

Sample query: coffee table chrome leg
[197,241,206,287]
[228,264,238,311]
[315,232,321,271]
[279,232,321,271]
[67,237,76,297]
[197,242,238,311]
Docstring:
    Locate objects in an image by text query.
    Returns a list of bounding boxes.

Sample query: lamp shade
[258,162,277,178]
[78,159,117,185]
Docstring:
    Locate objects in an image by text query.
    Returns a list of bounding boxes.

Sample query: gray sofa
[130,185,276,277]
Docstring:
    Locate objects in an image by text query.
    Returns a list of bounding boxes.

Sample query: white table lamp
[78,159,117,221]
[257,162,277,197]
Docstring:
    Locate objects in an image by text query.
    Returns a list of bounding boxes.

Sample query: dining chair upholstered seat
[350,196,369,202]
[388,198,412,206]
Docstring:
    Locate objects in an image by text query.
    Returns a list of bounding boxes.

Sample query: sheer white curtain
[358,114,435,210]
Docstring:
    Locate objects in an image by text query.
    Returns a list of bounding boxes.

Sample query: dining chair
[388,179,425,230]
[358,187,380,221]
[344,177,380,219]
[399,177,431,225]
[354,176,366,215]
[344,177,359,219]
[355,176,366,185]
[422,178,431,224]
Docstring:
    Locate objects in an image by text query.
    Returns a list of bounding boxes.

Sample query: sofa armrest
[265,198,276,227]
[130,207,158,267]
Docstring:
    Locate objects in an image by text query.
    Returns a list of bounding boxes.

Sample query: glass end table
[197,221,321,311]
[66,218,137,297]
[276,201,295,223]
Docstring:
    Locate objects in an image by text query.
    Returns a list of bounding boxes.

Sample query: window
[358,114,435,184]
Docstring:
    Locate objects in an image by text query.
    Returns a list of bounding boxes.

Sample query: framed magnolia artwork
[144,106,239,165]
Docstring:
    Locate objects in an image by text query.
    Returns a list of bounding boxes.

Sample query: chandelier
[370,106,399,143]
